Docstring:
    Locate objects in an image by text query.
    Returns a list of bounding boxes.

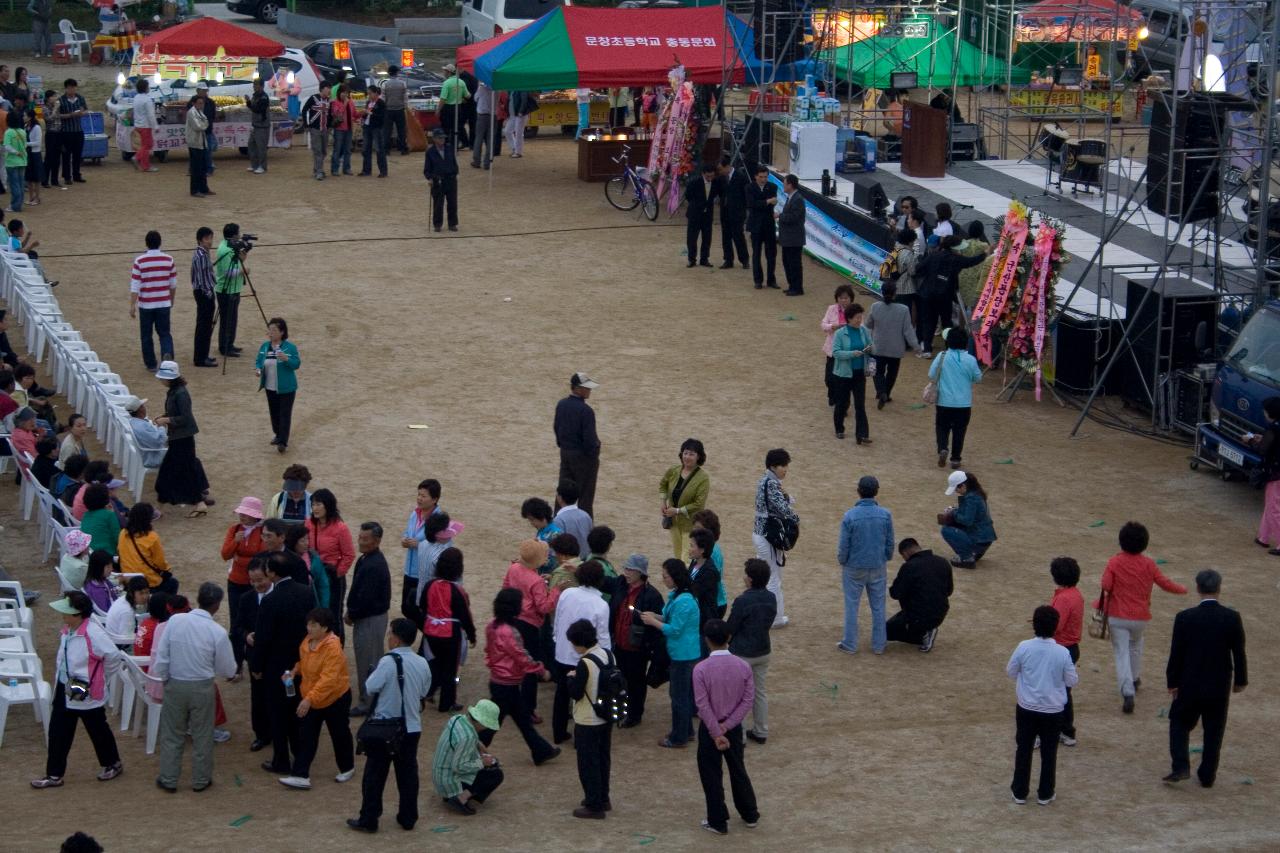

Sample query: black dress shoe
[741,261,750,269]
[73,177,87,183]
[1162,771,1190,784]
[434,226,442,232]
[686,261,696,268]
[766,281,780,289]
[249,739,267,752]
[951,559,976,570]
[395,817,415,830]
[718,261,734,269]
[754,282,763,289]
[194,358,219,367]
[533,746,562,766]
[618,718,642,728]
[783,289,804,296]
[554,734,573,745]
[698,260,713,267]
[444,796,476,815]
[349,705,369,718]
[347,818,377,833]
[745,731,767,745]
[261,760,289,772]
[223,350,241,358]
[1122,695,1135,714]
[580,798,613,811]
[230,346,243,354]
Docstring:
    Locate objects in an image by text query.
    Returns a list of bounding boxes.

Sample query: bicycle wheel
[640,181,659,221]
[605,175,639,211]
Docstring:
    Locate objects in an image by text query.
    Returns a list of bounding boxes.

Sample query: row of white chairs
[0,249,154,503]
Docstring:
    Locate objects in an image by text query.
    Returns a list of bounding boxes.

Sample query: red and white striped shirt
[130,249,177,308]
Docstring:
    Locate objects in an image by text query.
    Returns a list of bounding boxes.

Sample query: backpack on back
[585,649,628,724]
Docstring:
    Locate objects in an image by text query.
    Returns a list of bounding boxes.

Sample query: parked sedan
[225,0,281,24]
[303,39,444,98]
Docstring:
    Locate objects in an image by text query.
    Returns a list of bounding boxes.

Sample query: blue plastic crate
[82,134,109,162]
[80,112,105,135]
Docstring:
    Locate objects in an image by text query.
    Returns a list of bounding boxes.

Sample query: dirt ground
[0,63,1277,853]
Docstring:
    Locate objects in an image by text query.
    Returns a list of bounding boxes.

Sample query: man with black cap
[886,537,953,652]
[424,128,459,233]
[836,475,894,656]
[554,372,601,516]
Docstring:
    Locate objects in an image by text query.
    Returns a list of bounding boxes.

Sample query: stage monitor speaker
[752,0,805,64]
[850,176,887,217]
[1052,313,1120,395]
[1146,92,1254,223]
[1121,276,1217,409]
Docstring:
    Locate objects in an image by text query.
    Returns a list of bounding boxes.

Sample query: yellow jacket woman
[659,438,710,561]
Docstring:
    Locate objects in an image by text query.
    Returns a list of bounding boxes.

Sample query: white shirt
[131,92,156,130]
[27,123,42,154]
[56,621,122,710]
[104,596,138,639]
[1006,637,1079,713]
[552,585,611,666]
[152,608,237,682]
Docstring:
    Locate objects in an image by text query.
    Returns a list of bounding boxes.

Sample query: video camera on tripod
[228,233,258,254]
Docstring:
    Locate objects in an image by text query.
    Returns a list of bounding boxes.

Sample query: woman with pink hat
[221,495,266,679]
[58,529,94,590]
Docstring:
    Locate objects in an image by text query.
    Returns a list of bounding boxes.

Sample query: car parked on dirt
[302,39,444,97]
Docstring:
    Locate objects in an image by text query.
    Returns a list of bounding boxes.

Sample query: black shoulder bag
[356,652,408,755]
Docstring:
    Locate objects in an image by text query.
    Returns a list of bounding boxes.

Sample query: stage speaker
[752,0,805,65]
[1052,313,1120,394]
[1121,276,1217,409]
[728,116,773,170]
[1145,92,1253,222]
[850,176,887,216]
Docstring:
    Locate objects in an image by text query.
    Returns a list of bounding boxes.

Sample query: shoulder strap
[391,651,407,719]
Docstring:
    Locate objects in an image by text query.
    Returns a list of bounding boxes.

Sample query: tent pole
[949,0,964,165]
[488,89,496,191]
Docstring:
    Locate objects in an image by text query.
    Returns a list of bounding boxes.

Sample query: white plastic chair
[58,20,90,61]
[0,582,34,631]
[0,651,51,748]
[39,489,76,562]
[120,656,162,753]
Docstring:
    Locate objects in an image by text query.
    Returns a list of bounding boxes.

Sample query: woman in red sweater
[307,488,354,636]
[220,496,265,678]
[482,588,559,765]
[1096,522,1186,714]
[421,547,476,713]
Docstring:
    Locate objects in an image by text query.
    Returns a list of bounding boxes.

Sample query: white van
[461,0,567,44]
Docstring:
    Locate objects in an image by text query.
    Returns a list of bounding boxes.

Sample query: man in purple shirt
[692,619,760,835]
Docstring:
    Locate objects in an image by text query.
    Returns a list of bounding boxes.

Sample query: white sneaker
[213,728,231,743]
[253,168,266,174]
[1012,794,1027,804]
[278,776,312,789]
[246,167,256,172]
[919,628,938,653]
[334,768,355,783]
[1037,794,1056,806]
[1060,734,1077,747]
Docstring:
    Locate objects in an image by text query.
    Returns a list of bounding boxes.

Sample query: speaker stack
[1120,276,1217,409]
[1145,92,1254,222]
[752,0,805,65]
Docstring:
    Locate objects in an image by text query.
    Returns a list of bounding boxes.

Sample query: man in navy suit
[717,155,749,270]
[684,162,720,268]
[1163,569,1247,788]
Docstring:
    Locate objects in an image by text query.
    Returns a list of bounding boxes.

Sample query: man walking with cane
[424,128,459,233]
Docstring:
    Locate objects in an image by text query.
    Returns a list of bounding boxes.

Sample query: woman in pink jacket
[482,588,559,765]
[307,488,354,634]
[500,539,556,720]
[821,285,855,407]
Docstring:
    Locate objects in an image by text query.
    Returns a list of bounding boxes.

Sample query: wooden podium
[901,101,947,178]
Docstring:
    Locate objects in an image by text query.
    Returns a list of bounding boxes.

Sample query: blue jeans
[205,128,217,173]
[667,658,696,745]
[6,166,23,211]
[940,526,991,562]
[841,566,886,652]
[331,129,352,173]
[139,306,173,370]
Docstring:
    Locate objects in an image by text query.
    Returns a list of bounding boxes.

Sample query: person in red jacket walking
[421,547,476,712]
[482,588,560,765]
[1049,557,1083,746]
[220,496,265,679]
[501,539,557,720]
[1096,522,1187,714]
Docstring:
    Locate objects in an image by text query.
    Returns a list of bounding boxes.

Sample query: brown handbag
[1088,590,1110,640]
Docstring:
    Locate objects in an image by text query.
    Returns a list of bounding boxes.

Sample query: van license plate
[1220,445,1244,466]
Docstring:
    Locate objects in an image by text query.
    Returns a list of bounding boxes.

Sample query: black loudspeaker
[850,176,887,215]
[1052,313,1120,394]
[1146,93,1253,222]
[1121,276,1217,408]
[729,116,773,169]
[752,0,805,64]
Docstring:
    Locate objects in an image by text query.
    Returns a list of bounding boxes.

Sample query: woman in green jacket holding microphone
[659,438,710,561]
[255,317,301,453]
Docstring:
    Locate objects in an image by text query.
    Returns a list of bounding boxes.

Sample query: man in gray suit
[776,174,806,295]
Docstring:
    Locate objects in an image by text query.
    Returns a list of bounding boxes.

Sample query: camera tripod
[215,256,270,376]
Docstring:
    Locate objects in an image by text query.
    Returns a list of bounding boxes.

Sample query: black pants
[781,245,804,293]
[918,297,953,353]
[697,723,758,830]
[460,765,503,803]
[615,647,650,724]
[426,632,461,711]
[265,675,302,771]
[886,610,943,644]
[226,580,251,667]
[832,371,869,439]
[608,106,628,128]
[824,356,836,405]
[751,229,777,285]
[250,672,269,743]
[266,390,296,448]
[1062,644,1079,738]
[45,683,121,777]
[687,212,713,264]
[361,128,387,177]
[486,681,557,763]
[721,216,748,265]
[216,291,240,355]
[430,177,458,229]
[935,405,972,462]
[873,356,902,402]
[188,147,209,195]
[44,131,62,186]
[574,722,613,812]
[59,130,83,182]
[359,731,419,829]
[551,663,576,742]
[384,108,409,154]
[1169,691,1229,785]
[1011,705,1062,801]
[325,569,346,644]
[193,290,215,365]
[557,449,599,517]
[460,102,477,148]
[514,619,542,713]
[291,690,354,778]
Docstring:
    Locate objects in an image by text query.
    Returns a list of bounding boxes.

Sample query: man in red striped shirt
[130,230,177,371]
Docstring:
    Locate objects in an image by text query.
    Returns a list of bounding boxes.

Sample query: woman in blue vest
[254,317,301,453]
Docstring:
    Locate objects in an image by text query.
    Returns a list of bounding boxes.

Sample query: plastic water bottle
[283,670,296,698]
[5,677,16,693]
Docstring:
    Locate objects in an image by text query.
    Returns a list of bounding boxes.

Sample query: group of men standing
[685,159,807,295]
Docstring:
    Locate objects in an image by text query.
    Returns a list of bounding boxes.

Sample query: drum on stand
[1063,137,1105,188]
[1038,123,1069,155]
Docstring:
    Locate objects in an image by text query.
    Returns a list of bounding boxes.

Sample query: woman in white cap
[152,361,212,518]
[939,470,996,569]
[31,591,125,789]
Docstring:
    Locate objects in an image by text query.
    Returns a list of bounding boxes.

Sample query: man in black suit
[252,552,314,774]
[745,166,779,289]
[238,561,273,751]
[776,173,807,295]
[424,128,460,233]
[717,155,749,270]
[684,162,720,268]
[252,518,309,586]
[886,538,954,652]
[1164,569,1247,788]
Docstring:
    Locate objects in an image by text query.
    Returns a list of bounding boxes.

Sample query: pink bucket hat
[234,496,265,519]
[437,520,465,541]
[64,529,92,556]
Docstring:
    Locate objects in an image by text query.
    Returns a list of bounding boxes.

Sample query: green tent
[823,36,1030,89]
